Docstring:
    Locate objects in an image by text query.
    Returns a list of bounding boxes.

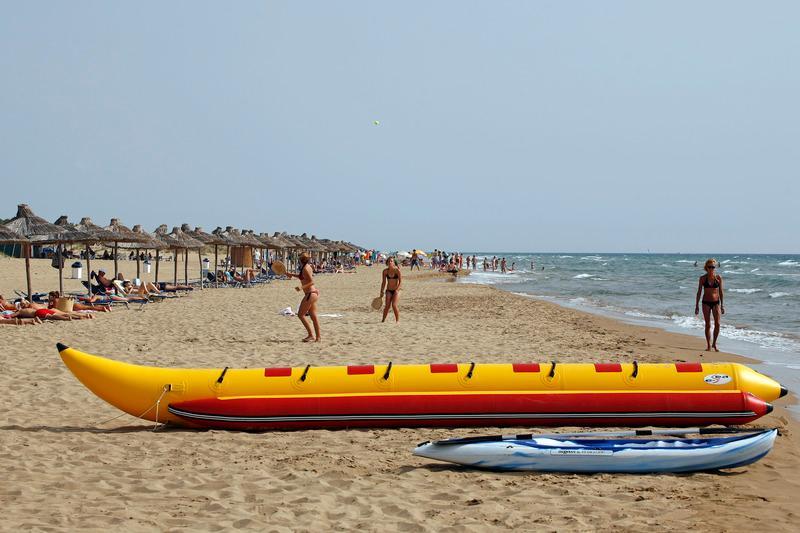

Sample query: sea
[459,253,800,410]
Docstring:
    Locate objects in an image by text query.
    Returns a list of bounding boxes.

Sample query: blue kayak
[413,429,777,473]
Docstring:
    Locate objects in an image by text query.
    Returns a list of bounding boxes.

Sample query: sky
[1,1,798,253]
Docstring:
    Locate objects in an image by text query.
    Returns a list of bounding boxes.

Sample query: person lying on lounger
[0,295,17,311]
[0,315,39,325]
[18,300,94,320]
[229,267,258,284]
[48,291,110,312]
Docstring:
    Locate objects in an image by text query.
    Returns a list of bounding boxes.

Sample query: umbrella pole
[85,245,92,296]
[114,242,119,278]
[57,243,64,295]
[198,249,203,290]
[155,253,160,283]
[214,245,218,288]
[173,249,178,285]
[24,243,33,299]
[136,249,140,279]
[184,248,189,286]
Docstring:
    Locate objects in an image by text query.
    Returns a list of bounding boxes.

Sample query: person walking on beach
[380,257,402,322]
[695,258,724,351]
[285,252,321,342]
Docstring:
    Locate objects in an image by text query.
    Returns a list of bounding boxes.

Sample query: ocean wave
[675,260,695,264]
[670,314,799,352]
[573,273,594,279]
[624,310,669,320]
[558,255,573,258]
[580,255,603,261]
[778,260,799,267]
[750,268,760,273]
[769,292,791,298]
[728,288,761,294]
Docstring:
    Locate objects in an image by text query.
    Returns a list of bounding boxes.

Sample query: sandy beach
[1,256,798,532]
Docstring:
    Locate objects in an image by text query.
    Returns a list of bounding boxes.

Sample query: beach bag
[54,296,74,313]
[51,253,65,269]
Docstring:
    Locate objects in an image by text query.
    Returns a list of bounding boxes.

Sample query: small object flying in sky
[373,120,380,126]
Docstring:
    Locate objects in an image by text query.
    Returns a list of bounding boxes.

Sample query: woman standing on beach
[285,252,321,342]
[380,257,402,322]
[695,258,724,351]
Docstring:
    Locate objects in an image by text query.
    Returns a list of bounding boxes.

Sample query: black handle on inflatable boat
[382,362,393,380]
[300,364,311,382]
[631,360,639,379]
[216,367,229,384]
[548,361,557,378]
[466,362,475,379]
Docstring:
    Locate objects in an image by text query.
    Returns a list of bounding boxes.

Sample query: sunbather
[0,295,17,311]
[19,300,94,320]
[48,291,110,312]
[0,315,40,325]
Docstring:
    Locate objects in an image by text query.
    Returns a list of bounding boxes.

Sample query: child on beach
[695,258,725,351]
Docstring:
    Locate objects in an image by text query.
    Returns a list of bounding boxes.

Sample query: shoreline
[1,261,799,530]
[456,269,800,417]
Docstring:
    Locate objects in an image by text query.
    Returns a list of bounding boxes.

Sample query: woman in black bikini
[695,258,725,351]
[380,257,402,322]
[285,252,320,342]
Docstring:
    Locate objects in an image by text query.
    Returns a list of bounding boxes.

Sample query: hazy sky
[1,2,798,253]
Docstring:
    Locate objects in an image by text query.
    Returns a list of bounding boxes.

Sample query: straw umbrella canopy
[0,224,28,244]
[270,232,295,249]
[186,225,228,286]
[118,225,168,279]
[169,226,203,286]
[182,223,222,287]
[154,225,204,285]
[5,205,94,296]
[102,218,150,279]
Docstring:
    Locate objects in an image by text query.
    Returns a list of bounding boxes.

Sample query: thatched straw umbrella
[49,216,98,294]
[154,226,203,285]
[240,229,266,268]
[0,225,32,297]
[72,217,120,295]
[102,218,149,280]
[187,226,227,287]
[4,205,94,297]
[118,225,168,279]
[211,227,238,272]
[216,227,250,273]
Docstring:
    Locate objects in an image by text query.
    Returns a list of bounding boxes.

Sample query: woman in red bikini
[285,252,320,342]
[695,258,724,351]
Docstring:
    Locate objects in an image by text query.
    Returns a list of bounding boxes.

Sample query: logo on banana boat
[704,373,733,385]
[549,449,614,456]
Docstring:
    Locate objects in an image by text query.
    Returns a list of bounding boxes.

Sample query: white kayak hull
[413,429,777,473]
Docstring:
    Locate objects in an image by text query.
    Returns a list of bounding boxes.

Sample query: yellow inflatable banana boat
[58,343,786,431]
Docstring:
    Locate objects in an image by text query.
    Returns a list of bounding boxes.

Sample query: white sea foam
[750,268,760,273]
[675,260,695,264]
[580,255,603,261]
[670,314,799,352]
[558,255,573,258]
[624,310,669,320]
[729,288,761,294]
[769,292,791,298]
[778,260,799,266]
[573,273,593,279]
